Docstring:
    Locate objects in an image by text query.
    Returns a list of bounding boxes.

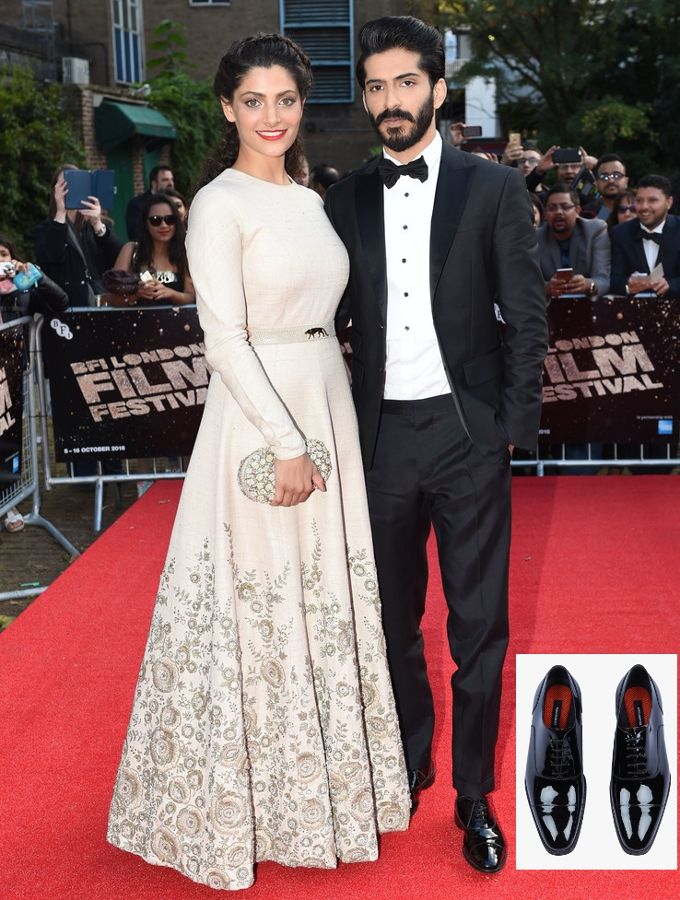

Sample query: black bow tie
[640,229,662,245]
[377,155,429,189]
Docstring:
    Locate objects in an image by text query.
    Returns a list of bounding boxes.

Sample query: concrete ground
[0,478,140,625]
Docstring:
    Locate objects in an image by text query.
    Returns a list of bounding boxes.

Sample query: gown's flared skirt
[107,338,410,891]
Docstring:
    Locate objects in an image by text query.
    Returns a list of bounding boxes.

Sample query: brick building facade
[2,1,447,214]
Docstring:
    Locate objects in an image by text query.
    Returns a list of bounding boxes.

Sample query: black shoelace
[469,799,490,829]
[548,734,574,777]
[624,727,649,777]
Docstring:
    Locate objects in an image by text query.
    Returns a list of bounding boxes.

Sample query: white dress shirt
[641,220,665,272]
[382,132,450,400]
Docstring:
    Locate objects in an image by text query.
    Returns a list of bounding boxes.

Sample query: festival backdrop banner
[0,321,25,484]
[539,296,680,443]
[41,307,207,460]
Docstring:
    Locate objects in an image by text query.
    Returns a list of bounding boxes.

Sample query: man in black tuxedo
[325,16,547,874]
[610,174,680,298]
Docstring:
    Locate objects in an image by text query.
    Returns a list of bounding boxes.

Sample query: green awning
[95,100,176,149]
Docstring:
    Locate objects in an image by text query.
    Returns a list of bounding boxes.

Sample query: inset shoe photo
[610,664,671,855]
[524,665,586,855]
[516,654,676,870]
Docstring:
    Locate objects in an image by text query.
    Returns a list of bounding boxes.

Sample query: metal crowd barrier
[511,443,680,475]
[0,316,79,602]
[17,302,680,551]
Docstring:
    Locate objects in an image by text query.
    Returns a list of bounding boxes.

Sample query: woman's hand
[137,280,174,302]
[79,195,103,232]
[136,279,159,301]
[150,282,179,302]
[53,174,67,222]
[272,452,326,507]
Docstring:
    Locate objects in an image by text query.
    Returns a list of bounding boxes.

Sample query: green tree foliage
[410,0,680,182]
[0,66,84,255]
[145,20,223,197]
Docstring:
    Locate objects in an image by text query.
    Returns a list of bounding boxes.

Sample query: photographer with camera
[0,234,68,323]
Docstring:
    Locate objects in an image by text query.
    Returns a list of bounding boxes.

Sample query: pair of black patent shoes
[525,664,670,856]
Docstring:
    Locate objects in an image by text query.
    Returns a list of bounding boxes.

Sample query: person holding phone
[538,183,610,300]
[33,164,123,307]
[105,193,195,306]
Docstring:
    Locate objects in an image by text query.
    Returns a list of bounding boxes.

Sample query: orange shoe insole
[624,687,651,727]
[543,685,572,729]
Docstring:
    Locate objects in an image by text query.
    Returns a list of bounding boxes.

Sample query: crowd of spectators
[448,124,680,301]
[2,132,680,532]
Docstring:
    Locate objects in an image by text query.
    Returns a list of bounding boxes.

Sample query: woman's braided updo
[201,33,313,186]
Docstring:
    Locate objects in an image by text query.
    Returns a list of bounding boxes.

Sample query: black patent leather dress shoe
[454,795,506,873]
[524,665,586,855]
[610,664,671,855]
[408,761,435,813]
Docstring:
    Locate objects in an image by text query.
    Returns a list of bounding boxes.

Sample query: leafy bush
[145,19,223,197]
[0,66,84,256]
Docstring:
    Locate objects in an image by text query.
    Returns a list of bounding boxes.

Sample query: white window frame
[112,0,145,85]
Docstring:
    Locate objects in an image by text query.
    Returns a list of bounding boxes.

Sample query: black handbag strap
[65,221,98,305]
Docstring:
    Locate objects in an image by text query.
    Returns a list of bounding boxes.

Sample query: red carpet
[1,477,678,898]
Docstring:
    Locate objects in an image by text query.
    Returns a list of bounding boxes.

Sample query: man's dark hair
[356,16,445,89]
[149,165,173,188]
[309,164,340,192]
[546,183,580,207]
[594,153,626,177]
[637,174,673,197]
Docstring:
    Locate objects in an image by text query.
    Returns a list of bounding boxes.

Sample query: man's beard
[368,95,434,152]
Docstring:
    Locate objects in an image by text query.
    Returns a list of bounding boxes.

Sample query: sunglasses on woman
[619,204,637,213]
[147,214,177,226]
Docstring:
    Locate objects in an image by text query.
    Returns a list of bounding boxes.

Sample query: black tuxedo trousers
[366,393,510,797]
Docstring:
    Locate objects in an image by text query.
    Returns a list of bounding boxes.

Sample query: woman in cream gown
[107,34,410,892]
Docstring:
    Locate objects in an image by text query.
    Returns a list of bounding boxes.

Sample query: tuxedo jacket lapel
[355,163,387,324]
[430,146,473,300]
[352,146,473,320]
[633,225,652,273]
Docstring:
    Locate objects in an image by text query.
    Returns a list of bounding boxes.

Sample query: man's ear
[433,77,447,111]
[362,91,368,114]
[220,97,235,123]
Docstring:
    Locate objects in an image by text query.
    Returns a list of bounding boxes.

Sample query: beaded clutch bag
[237,438,332,504]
